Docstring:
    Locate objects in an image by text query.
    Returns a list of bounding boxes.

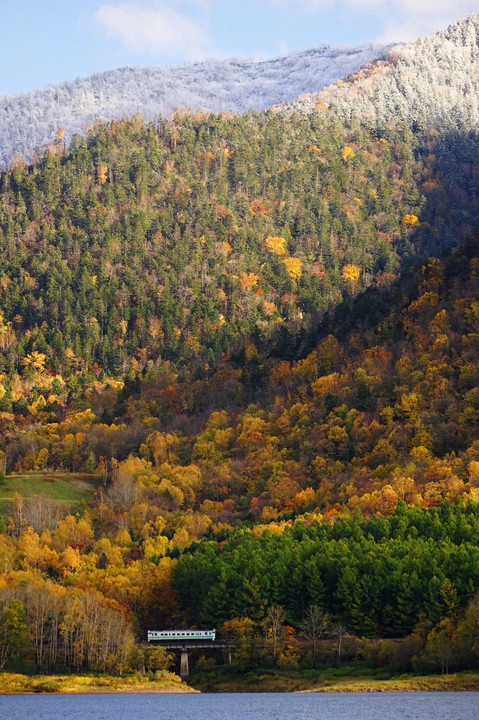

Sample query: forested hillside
[0,111,430,390]
[4,232,479,522]
[2,17,479,678]
[2,211,479,673]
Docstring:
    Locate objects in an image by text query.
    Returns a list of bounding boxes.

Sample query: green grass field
[0,472,100,516]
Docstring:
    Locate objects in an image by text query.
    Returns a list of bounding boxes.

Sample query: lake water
[2,692,479,720]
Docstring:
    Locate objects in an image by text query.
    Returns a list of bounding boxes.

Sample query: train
[147,629,216,642]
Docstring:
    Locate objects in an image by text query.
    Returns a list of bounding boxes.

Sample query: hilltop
[0,43,384,166]
[279,15,479,133]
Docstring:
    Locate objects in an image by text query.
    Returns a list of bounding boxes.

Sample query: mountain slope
[0,111,428,383]
[0,44,384,167]
[3,16,479,673]
[278,15,479,133]
[4,229,479,645]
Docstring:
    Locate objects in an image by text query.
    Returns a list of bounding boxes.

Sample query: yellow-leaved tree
[402,214,419,227]
[21,351,46,370]
[283,257,302,281]
[97,165,108,185]
[240,272,260,290]
[342,146,356,162]
[342,264,361,282]
[264,236,287,256]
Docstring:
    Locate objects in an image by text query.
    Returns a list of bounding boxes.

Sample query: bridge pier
[180,648,189,678]
[148,639,236,678]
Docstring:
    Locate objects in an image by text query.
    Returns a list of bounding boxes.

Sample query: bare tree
[105,472,140,512]
[24,495,61,534]
[330,622,348,663]
[21,579,63,672]
[8,493,26,536]
[298,604,328,664]
[262,605,286,665]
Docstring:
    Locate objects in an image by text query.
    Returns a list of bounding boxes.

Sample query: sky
[1,0,478,95]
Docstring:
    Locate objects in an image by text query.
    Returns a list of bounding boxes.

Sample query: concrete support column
[180,648,189,678]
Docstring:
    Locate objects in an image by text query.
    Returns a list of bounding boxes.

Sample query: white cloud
[373,2,479,43]
[92,2,212,59]
[88,0,479,63]
[268,0,479,41]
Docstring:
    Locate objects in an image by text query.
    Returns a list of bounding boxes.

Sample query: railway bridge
[148,630,236,678]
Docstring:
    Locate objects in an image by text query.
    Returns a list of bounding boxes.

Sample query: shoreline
[298,674,479,693]
[0,671,198,695]
[2,670,479,694]
[189,670,479,694]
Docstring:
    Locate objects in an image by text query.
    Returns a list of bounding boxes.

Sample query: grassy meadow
[0,472,99,516]
[0,671,197,694]
[2,668,479,694]
[190,665,479,693]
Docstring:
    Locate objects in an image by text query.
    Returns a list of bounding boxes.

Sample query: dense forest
[1,100,479,678]
[0,110,430,382]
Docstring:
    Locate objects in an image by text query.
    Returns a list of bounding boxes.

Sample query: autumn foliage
[1,107,479,677]
[263,236,287,256]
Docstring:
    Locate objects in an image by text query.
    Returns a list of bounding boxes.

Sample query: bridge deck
[148,640,235,650]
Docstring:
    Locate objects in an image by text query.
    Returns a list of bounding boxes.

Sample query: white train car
[147,629,216,642]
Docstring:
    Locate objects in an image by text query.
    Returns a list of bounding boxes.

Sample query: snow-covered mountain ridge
[5,14,479,167]
[0,44,384,166]
[275,15,479,133]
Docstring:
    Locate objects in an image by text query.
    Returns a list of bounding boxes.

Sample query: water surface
[3,691,478,720]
